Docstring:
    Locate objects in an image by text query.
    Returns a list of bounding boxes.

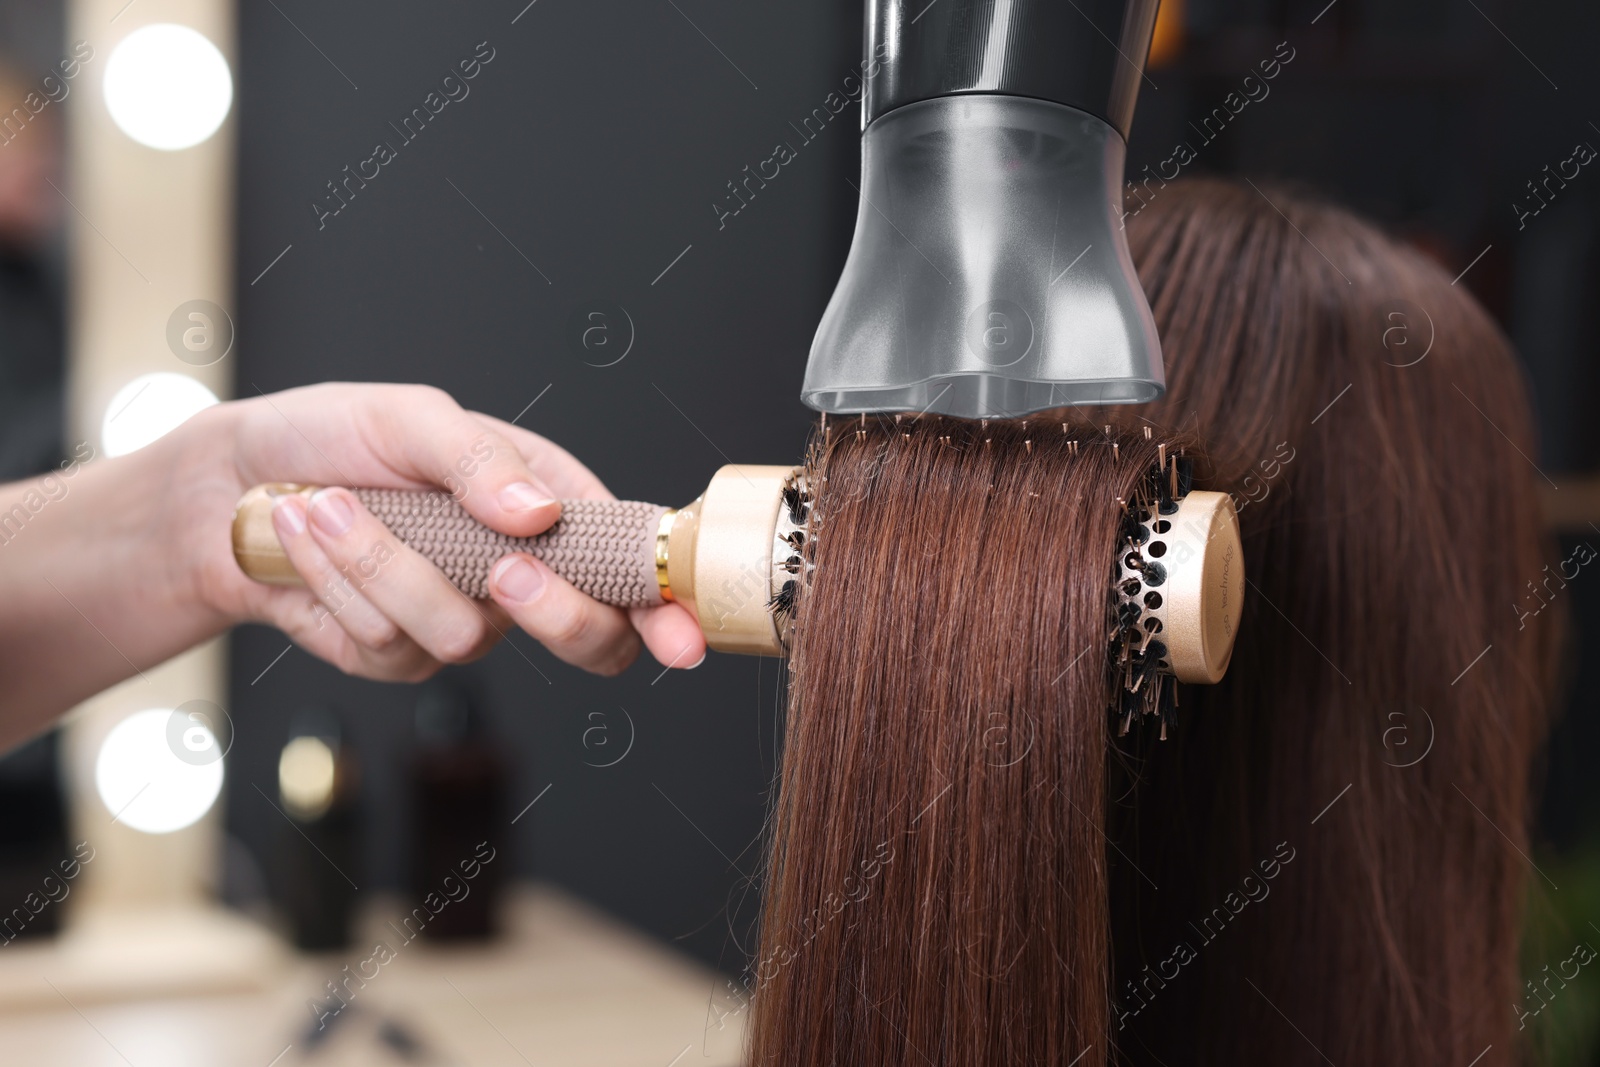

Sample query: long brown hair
[748,178,1557,1065]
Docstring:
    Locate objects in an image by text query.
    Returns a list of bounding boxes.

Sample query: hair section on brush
[749,419,1185,1067]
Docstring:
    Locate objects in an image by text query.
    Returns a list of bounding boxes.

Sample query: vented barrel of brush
[803,0,1165,418]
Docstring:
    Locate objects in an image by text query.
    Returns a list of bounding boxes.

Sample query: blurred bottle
[0,730,68,945]
[274,708,361,950]
[408,677,505,940]
[0,64,67,481]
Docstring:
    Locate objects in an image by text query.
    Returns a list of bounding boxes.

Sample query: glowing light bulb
[101,372,219,457]
[278,736,337,820]
[95,709,225,835]
[103,24,233,151]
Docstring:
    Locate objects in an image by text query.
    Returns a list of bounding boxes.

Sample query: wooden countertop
[0,882,747,1066]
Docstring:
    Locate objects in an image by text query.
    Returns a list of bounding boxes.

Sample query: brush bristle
[1108,450,1190,737]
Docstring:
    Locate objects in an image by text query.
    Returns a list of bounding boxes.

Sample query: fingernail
[493,556,546,603]
[308,489,353,536]
[272,497,306,537]
[498,482,557,513]
[687,651,707,669]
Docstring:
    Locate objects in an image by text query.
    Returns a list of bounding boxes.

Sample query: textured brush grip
[348,490,667,606]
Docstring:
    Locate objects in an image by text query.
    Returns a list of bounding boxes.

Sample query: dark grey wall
[229,0,861,971]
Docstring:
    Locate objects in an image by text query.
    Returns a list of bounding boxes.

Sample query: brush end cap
[232,483,318,585]
[1165,490,1244,685]
[675,465,800,657]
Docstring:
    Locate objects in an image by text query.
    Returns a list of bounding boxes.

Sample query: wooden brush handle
[232,484,670,607]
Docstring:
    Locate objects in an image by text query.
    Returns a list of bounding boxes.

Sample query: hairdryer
[803,0,1165,418]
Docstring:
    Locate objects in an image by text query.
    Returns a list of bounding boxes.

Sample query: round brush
[233,455,1242,718]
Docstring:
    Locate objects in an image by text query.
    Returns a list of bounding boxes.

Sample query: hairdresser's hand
[187,383,705,679]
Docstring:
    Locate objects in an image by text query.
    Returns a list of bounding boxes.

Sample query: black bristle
[1107,453,1193,738]
[1121,687,1142,721]
[1158,679,1177,737]
[782,485,808,525]
[768,579,798,619]
[1155,469,1174,504]
[1122,512,1148,545]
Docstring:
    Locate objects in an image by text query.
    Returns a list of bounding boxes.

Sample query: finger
[468,417,704,670]
[252,584,445,684]
[271,495,431,664]
[365,387,563,537]
[488,554,642,676]
[469,413,614,501]
[255,501,443,682]
[305,488,500,665]
[629,603,707,671]
[470,596,517,636]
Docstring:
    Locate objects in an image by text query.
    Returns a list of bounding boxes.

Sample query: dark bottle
[273,707,361,951]
[0,730,68,945]
[407,677,505,940]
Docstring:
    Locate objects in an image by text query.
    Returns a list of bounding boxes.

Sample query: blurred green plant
[1522,840,1600,1066]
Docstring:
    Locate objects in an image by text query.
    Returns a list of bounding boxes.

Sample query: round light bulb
[95,709,225,835]
[101,372,219,457]
[103,24,233,151]
[278,736,337,821]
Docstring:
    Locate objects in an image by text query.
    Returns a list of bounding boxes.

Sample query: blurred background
[0,0,1597,1062]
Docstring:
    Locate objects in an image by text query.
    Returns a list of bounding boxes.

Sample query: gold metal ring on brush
[655,508,677,602]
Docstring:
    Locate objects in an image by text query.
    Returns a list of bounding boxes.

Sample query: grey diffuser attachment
[803,0,1165,419]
